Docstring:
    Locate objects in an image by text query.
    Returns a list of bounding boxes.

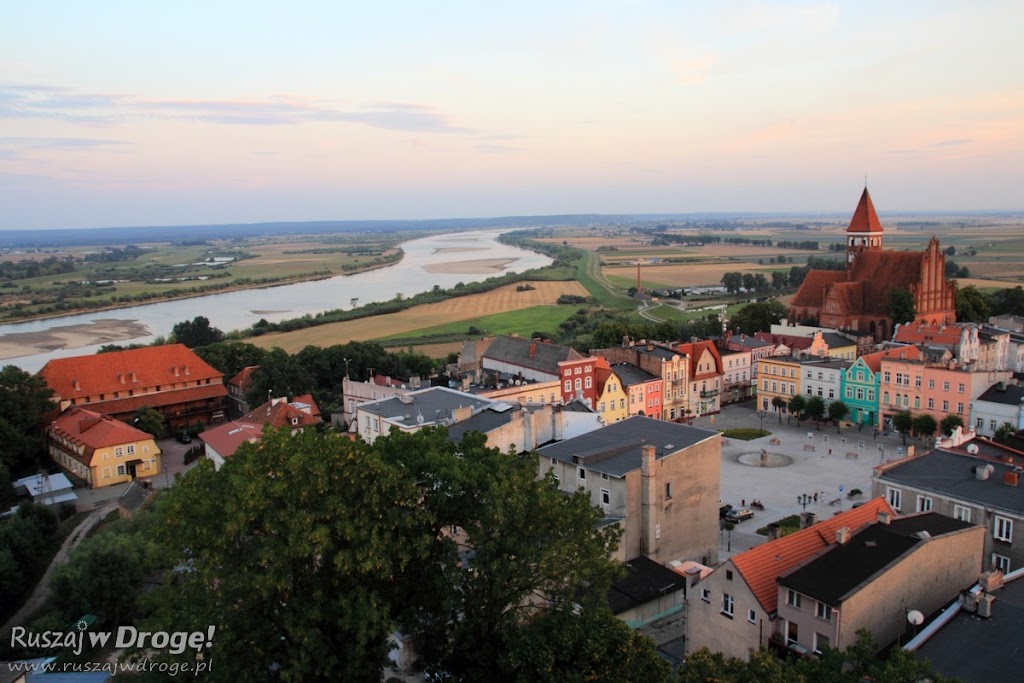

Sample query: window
[884,372,891,383]
[726,569,733,581]
[574,367,581,375]
[992,553,1011,573]
[722,593,734,617]
[829,388,834,399]
[815,602,832,621]
[584,376,592,389]
[564,380,571,393]
[102,467,112,479]
[600,488,610,508]
[958,383,965,393]
[701,588,710,603]
[786,590,801,608]
[787,621,799,647]
[976,417,984,428]
[126,444,135,455]
[116,464,126,476]
[954,505,971,523]
[943,381,950,391]
[995,516,1013,542]
[942,400,949,411]
[914,396,920,409]
[928,379,935,389]
[114,447,124,457]
[846,387,853,399]
[915,376,922,388]
[747,609,757,624]
[665,482,673,499]
[578,467,586,485]
[928,398,934,409]
[957,403,964,414]
[813,633,830,654]
[883,392,890,405]
[807,386,813,395]
[887,487,902,511]
[916,495,933,513]
[574,378,582,391]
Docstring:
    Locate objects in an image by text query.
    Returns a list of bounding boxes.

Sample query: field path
[250,280,588,354]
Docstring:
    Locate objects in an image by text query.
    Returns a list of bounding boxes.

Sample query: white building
[970,382,1024,437]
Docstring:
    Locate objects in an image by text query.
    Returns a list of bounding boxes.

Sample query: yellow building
[755,356,802,416]
[479,379,562,406]
[595,364,628,424]
[47,407,162,488]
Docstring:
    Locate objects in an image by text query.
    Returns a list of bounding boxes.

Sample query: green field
[374,305,577,342]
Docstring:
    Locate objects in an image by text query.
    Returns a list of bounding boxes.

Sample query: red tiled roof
[847,187,884,234]
[199,421,263,459]
[860,345,922,373]
[730,498,893,614]
[754,332,812,351]
[48,407,157,466]
[675,340,723,378]
[893,323,964,346]
[84,383,228,416]
[40,344,224,399]
[824,281,863,316]
[790,270,847,308]
[227,365,258,390]
[239,398,322,429]
[849,250,924,316]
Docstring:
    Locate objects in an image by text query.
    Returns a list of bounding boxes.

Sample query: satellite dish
[967,444,979,454]
[907,609,924,625]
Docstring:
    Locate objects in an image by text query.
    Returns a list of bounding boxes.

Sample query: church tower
[845,187,884,266]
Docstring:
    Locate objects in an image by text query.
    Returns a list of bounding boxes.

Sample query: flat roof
[537,416,717,478]
[358,386,496,428]
[608,556,688,615]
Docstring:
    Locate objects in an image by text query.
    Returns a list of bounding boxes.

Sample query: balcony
[700,389,720,399]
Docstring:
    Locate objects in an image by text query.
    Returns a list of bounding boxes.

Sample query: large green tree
[886,288,916,325]
[955,285,991,322]
[893,410,913,444]
[828,399,849,432]
[728,301,787,336]
[170,315,224,348]
[0,365,55,476]
[805,396,826,428]
[149,427,662,681]
[788,394,807,423]
[940,414,965,436]
[244,347,316,408]
[912,414,938,440]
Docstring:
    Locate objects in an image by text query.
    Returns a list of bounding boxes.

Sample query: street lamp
[758,410,765,435]
[797,493,813,511]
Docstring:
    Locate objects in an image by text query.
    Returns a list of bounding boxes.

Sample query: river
[0,230,550,372]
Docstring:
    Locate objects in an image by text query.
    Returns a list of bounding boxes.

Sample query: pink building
[610,362,664,418]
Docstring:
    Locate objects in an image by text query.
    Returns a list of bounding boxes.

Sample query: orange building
[789,188,956,340]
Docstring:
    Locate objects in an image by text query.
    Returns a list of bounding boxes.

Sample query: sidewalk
[698,401,924,562]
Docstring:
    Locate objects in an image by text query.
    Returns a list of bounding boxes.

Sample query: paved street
[73,437,200,511]
[687,401,924,561]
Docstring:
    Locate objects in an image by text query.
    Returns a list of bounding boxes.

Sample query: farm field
[249,280,589,354]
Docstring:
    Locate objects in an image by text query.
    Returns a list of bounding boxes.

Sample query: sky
[1,1,1022,230]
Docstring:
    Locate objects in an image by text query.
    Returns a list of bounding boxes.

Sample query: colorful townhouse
[877,353,1012,433]
[799,358,850,407]
[756,356,802,416]
[594,360,629,424]
[840,346,921,428]
[47,407,162,488]
[611,362,664,419]
[719,348,752,404]
[679,340,725,417]
[594,341,690,421]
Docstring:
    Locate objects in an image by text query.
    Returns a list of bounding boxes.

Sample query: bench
[803,444,815,451]
[769,437,781,445]
[846,452,858,459]
[828,497,841,506]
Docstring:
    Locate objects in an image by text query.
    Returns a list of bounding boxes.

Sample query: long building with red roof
[39,343,227,429]
[788,188,956,341]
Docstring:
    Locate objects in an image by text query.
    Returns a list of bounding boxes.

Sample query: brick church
[788,188,956,341]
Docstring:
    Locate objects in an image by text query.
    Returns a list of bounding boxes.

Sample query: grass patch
[576,252,634,310]
[756,515,801,537]
[373,305,577,342]
[721,428,771,440]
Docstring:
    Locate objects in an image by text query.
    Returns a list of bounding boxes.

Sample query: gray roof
[482,335,582,375]
[798,358,852,371]
[878,448,1024,517]
[779,513,975,606]
[359,386,496,428]
[821,332,856,348]
[611,362,659,387]
[914,574,1024,683]
[608,556,688,614]
[537,416,717,478]
[728,335,773,349]
[976,383,1024,406]
[444,403,538,442]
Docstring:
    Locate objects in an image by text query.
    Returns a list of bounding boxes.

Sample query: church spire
[846,187,884,265]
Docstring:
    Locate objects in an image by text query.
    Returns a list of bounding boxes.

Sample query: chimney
[800,511,816,529]
[529,342,537,359]
[977,593,995,618]
[877,510,892,525]
[767,523,781,541]
[835,527,851,544]
[1004,471,1019,487]
[641,444,657,557]
[961,589,978,612]
[980,569,1005,593]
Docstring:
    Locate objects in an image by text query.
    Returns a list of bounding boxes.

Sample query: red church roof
[847,187,883,234]
[848,250,924,316]
[730,497,893,614]
[790,270,846,308]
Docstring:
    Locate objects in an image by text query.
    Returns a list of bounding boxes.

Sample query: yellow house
[47,407,162,488]
[595,362,628,424]
[755,356,802,416]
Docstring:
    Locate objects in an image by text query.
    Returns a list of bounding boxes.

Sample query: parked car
[719,504,733,520]
[176,431,192,444]
[725,508,754,523]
